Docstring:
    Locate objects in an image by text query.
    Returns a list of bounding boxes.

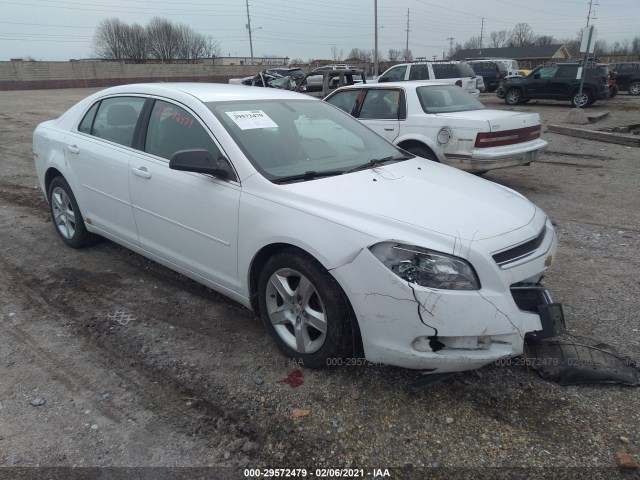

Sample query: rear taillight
[475,125,541,148]
[496,73,502,80]
[455,80,462,87]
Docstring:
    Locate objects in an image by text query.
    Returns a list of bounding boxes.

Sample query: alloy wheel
[51,186,76,239]
[265,268,327,354]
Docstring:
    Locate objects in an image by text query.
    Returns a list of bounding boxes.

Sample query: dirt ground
[0,87,639,479]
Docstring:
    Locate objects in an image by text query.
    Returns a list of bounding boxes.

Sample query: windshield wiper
[273,169,345,184]
[346,155,411,173]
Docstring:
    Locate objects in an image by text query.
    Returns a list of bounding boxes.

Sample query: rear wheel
[258,249,353,368]
[628,81,640,95]
[571,90,592,108]
[47,176,100,248]
[402,144,438,162]
[505,88,522,105]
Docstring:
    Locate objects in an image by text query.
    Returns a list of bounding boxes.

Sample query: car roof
[93,82,314,103]
[337,81,451,90]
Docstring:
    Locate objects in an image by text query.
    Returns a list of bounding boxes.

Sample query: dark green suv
[497,62,610,107]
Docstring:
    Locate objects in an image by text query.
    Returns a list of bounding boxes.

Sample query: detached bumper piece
[524,341,640,386]
[510,283,566,342]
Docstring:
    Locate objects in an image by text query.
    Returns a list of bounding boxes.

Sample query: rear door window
[409,64,430,80]
[359,89,400,120]
[87,97,146,147]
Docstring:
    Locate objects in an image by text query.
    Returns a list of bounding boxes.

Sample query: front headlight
[370,242,480,290]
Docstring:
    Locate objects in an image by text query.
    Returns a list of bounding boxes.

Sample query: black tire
[48,176,100,248]
[258,249,353,368]
[505,88,522,105]
[571,90,592,108]
[402,144,438,162]
[628,81,640,96]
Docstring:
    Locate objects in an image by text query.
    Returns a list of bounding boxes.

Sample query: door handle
[131,166,151,179]
[66,145,79,154]
[384,127,395,131]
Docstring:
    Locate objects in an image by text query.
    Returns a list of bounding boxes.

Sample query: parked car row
[33,81,562,375]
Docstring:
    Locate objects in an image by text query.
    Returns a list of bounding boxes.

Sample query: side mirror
[533,73,541,79]
[170,149,234,181]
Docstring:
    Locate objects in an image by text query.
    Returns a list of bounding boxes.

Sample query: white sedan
[33,83,563,374]
[324,81,548,173]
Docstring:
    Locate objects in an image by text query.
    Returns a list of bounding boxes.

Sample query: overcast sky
[1,0,638,61]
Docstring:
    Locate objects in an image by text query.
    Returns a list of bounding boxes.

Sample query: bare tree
[122,23,147,63]
[388,48,402,61]
[203,35,221,58]
[489,30,509,48]
[463,36,482,49]
[534,35,556,46]
[632,36,640,54]
[348,48,372,62]
[593,39,610,55]
[330,46,343,61]
[509,23,534,47]
[146,17,181,62]
[402,48,413,62]
[92,18,129,60]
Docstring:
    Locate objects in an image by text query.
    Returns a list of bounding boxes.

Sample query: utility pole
[245,0,254,65]
[586,0,598,26]
[447,36,455,58]
[374,0,379,77]
[479,17,484,53]
[405,9,410,62]
[577,0,598,108]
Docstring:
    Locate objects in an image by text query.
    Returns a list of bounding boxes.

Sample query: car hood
[259,159,536,243]
[435,110,540,132]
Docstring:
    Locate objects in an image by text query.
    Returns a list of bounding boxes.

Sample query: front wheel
[48,176,100,248]
[505,88,522,105]
[571,90,592,108]
[628,81,640,96]
[258,249,353,368]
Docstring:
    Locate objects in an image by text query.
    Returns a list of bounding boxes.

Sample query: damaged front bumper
[331,221,562,373]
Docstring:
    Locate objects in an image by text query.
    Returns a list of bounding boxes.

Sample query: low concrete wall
[0,60,270,90]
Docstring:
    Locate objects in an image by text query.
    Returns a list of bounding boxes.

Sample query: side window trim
[132,98,155,151]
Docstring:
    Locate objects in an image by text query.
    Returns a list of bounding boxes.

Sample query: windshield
[416,85,486,114]
[207,99,407,182]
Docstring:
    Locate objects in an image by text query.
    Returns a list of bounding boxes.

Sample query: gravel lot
[0,87,639,479]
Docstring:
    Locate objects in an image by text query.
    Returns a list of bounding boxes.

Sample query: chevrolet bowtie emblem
[544,255,553,267]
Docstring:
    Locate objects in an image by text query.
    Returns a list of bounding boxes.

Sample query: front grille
[493,226,546,266]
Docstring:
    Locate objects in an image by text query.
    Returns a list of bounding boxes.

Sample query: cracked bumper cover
[331,228,559,372]
[443,139,548,173]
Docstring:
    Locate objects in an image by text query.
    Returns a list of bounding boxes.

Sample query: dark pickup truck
[497,62,610,107]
